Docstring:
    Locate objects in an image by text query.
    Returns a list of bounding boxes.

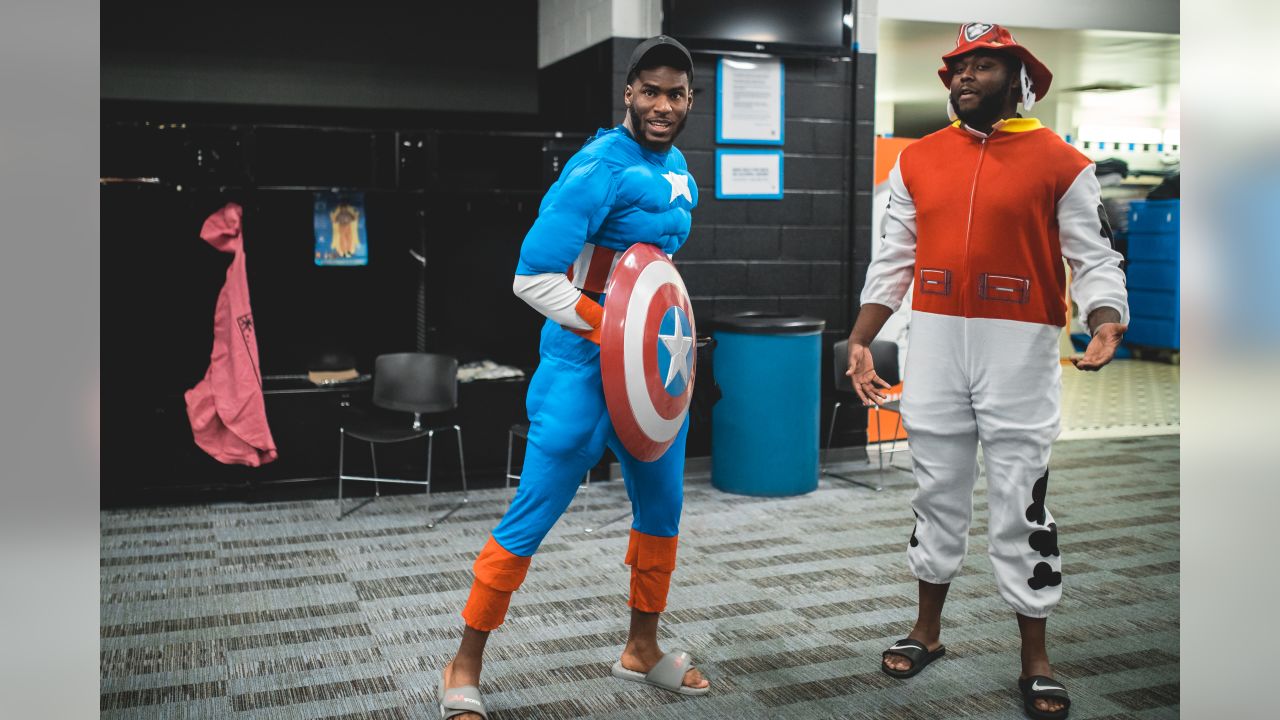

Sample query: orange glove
[567,293,604,345]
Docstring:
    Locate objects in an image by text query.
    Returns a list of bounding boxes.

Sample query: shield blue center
[656,306,693,397]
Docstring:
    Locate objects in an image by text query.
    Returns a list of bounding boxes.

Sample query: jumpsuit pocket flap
[919,268,951,296]
[978,273,1031,303]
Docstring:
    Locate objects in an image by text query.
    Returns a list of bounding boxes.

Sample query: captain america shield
[600,243,696,462]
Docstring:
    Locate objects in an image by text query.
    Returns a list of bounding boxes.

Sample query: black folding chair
[823,339,910,489]
[337,353,467,525]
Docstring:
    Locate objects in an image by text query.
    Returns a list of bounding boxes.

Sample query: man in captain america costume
[437,36,708,719]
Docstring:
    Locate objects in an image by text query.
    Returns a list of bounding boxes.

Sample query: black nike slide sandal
[881,638,946,679]
[1018,675,1070,719]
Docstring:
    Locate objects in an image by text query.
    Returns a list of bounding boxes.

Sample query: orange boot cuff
[624,529,679,613]
[461,536,532,631]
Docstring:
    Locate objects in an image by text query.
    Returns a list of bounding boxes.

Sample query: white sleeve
[859,159,917,311]
[1058,164,1130,327]
[512,273,592,330]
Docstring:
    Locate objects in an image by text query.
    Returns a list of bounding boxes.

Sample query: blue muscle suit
[461,125,699,630]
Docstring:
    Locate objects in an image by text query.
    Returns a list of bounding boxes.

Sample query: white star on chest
[662,171,691,204]
[659,311,693,389]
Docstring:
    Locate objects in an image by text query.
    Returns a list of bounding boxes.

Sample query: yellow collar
[951,117,1043,136]
[994,117,1042,133]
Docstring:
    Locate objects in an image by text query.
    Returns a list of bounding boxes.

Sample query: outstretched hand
[1071,323,1127,371]
[846,343,891,405]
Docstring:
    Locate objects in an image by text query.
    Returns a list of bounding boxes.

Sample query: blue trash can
[710,313,826,496]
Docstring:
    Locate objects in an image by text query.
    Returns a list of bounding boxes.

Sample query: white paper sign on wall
[717,57,785,145]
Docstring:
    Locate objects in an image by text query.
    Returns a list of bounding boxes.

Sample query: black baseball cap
[626,35,693,84]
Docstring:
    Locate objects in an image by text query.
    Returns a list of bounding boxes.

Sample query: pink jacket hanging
[185,203,278,466]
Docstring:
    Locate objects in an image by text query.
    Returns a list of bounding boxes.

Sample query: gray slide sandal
[438,669,488,719]
[611,650,710,696]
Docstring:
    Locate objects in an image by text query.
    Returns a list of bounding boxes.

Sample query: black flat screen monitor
[662,0,853,57]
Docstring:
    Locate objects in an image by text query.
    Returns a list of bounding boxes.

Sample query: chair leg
[337,428,346,519]
[816,401,881,492]
[875,407,885,471]
[505,429,514,489]
[583,466,596,532]
[577,463,626,534]
[823,401,843,472]
[888,412,905,469]
[454,424,468,501]
[369,442,380,498]
[425,431,435,529]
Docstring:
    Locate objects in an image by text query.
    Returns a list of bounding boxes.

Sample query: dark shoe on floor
[881,638,945,679]
[1018,675,1070,719]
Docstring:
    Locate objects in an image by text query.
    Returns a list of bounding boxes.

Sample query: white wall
[612,0,661,39]
[878,0,1178,35]
[539,0,661,69]
[539,0,612,69]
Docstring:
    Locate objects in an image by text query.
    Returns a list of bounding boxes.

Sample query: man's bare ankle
[447,657,483,680]
[624,638,660,656]
[911,623,941,638]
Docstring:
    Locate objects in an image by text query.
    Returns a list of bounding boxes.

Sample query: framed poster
[313,191,368,266]
[716,57,784,145]
[716,149,784,200]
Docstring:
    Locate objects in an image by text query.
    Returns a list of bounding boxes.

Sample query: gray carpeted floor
[101,435,1179,719]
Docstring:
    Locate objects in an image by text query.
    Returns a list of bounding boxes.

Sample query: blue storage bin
[1126,262,1179,291]
[1128,289,1178,320]
[1122,200,1179,350]
[1127,231,1179,262]
[1126,316,1180,348]
[710,313,825,496]
[1129,200,1180,234]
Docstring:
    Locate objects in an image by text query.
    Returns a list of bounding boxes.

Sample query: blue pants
[492,338,688,558]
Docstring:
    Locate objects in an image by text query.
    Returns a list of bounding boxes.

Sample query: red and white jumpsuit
[861,118,1129,617]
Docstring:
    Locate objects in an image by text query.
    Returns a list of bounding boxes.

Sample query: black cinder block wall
[850,53,877,328]
[540,38,878,450]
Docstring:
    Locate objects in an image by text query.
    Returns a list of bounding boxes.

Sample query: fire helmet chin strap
[1020,61,1036,111]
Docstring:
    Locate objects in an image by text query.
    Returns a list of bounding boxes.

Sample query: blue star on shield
[656,306,693,396]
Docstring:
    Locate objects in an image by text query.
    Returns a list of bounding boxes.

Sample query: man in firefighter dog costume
[437,36,707,719]
[847,23,1128,719]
